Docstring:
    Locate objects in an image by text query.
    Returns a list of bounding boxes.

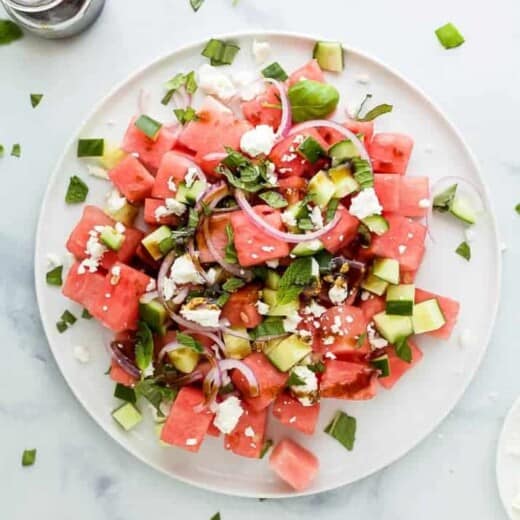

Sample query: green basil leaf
[288,80,340,123]
[287,372,305,386]
[259,191,288,209]
[325,198,340,223]
[222,277,245,292]
[190,0,205,11]
[250,317,285,340]
[455,241,471,261]
[433,184,457,212]
[77,138,104,157]
[174,106,199,125]
[81,308,92,320]
[224,223,238,264]
[135,321,154,372]
[30,93,43,108]
[65,175,89,204]
[324,411,356,451]
[21,449,36,467]
[0,20,23,45]
[435,22,465,49]
[210,513,221,520]
[61,310,77,325]
[176,332,204,353]
[135,115,162,140]
[261,62,288,81]
[11,143,21,158]
[307,361,325,374]
[357,103,393,122]
[135,379,176,417]
[114,383,137,403]
[46,265,63,286]
[277,257,313,304]
[56,321,68,333]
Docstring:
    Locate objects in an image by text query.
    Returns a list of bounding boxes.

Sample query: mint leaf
[287,372,305,386]
[455,241,471,261]
[46,265,63,286]
[135,379,176,416]
[174,107,199,125]
[324,411,356,451]
[222,277,245,292]
[11,143,21,158]
[30,94,43,108]
[277,257,313,304]
[65,175,89,204]
[135,321,154,372]
[259,191,288,209]
[190,0,205,12]
[0,20,23,45]
[224,223,238,264]
[176,332,204,353]
[21,449,36,467]
[77,138,104,157]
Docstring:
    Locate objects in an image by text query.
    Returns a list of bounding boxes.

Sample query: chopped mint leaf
[356,332,367,348]
[455,241,471,261]
[395,336,412,363]
[56,320,68,333]
[11,143,21,158]
[200,201,213,217]
[287,372,305,386]
[185,71,198,94]
[81,308,92,320]
[46,265,63,286]
[135,379,176,416]
[259,439,273,459]
[0,20,23,45]
[201,39,240,66]
[134,115,162,140]
[217,149,272,193]
[308,361,325,374]
[134,321,154,372]
[188,207,199,229]
[259,191,288,209]
[224,223,238,264]
[77,138,104,157]
[324,411,356,451]
[371,354,390,377]
[210,514,221,520]
[435,23,465,49]
[30,94,43,108]
[222,277,246,292]
[61,310,77,325]
[162,71,197,105]
[177,332,204,353]
[277,257,314,304]
[216,292,230,307]
[250,317,285,340]
[357,103,393,122]
[190,0,205,11]
[174,107,199,125]
[65,175,89,204]
[262,62,288,81]
[325,198,340,223]
[114,383,137,403]
[21,449,36,467]
[515,203,520,215]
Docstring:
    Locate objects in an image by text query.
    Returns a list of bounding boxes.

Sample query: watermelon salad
[50,38,478,492]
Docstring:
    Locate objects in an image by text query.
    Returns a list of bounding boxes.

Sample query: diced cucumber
[114,383,136,403]
[99,226,125,251]
[328,165,359,197]
[265,334,312,372]
[328,139,360,167]
[176,180,206,205]
[266,270,281,290]
[168,347,200,374]
[372,258,400,285]
[312,41,344,72]
[112,402,143,431]
[297,136,326,163]
[263,288,299,316]
[386,284,415,316]
[105,199,138,226]
[371,354,390,377]
[142,226,172,260]
[362,215,389,236]
[450,196,477,225]
[100,144,126,170]
[308,170,336,208]
[373,312,413,343]
[223,328,252,359]
[291,239,324,257]
[139,299,167,334]
[412,299,446,334]
[361,274,389,296]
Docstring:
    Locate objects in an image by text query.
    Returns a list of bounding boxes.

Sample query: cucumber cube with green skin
[386,284,415,316]
[263,288,299,316]
[412,299,446,334]
[176,180,206,205]
[371,354,390,377]
[168,347,200,374]
[362,215,389,236]
[223,328,252,359]
[105,200,138,227]
[313,41,344,72]
[142,226,172,261]
[291,239,324,257]
[112,402,143,431]
[372,258,400,285]
[99,226,125,251]
[266,270,281,290]
[308,170,336,208]
[373,312,413,343]
[265,334,312,372]
[450,196,477,225]
[139,299,167,334]
[329,165,359,198]
[328,139,360,167]
[361,274,389,296]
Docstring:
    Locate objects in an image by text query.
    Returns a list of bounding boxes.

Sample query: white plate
[34,31,501,497]
[497,396,520,518]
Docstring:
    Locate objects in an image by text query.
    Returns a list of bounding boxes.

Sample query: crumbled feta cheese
[303,300,326,318]
[46,253,61,269]
[86,164,109,179]
[170,254,205,285]
[458,328,476,348]
[205,267,218,285]
[418,198,431,209]
[349,188,383,220]
[290,365,318,407]
[398,244,407,255]
[102,305,108,312]
[278,167,292,174]
[283,311,302,333]
[167,176,177,193]
[78,228,107,274]
[214,396,244,434]
[297,329,312,339]
[252,40,271,64]
[289,416,297,423]
[106,189,126,212]
[407,232,414,239]
[146,279,157,292]
[181,306,221,327]
[329,284,349,304]
[330,315,343,335]
[256,300,270,315]
[281,209,297,228]
[155,198,187,220]
[186,438,198,446]
[162,277,176,301]
[265,161,278,185]
[281,153,297,162]
[367,322,388,350]
[360,290,370,301]
[464,228,475,243]
[310,258,320,278]
[244,426,256,438]
[265,259,279,269]
[197,64,236,101]
[240,125,276,157]
[309,206,324,229]
[184,167,199,188]
[73,345,90,364]
[233,70,265,101]
[114,222,126,234]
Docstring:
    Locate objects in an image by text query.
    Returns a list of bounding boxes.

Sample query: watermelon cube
[122,117,178,171]
[231,206,290,267]
[272,393,320,435]
[318,119,374,148]
[224,401,268,458]
[108,155,155,203]
[288,59,325,86]
[369,133,414,175]
[160,386,214,452]
[62,261,106,314]
[91,262,152,332]
[397,177,430,218]
[231,352,288,411]
[242,85,282,131]
[415,288,460,340]
[320,360,378,400]
[220,284,262,329]
[109,359,138,388]
[269,438,319,491]
[152,151,195,199]
[143,198,180,226]
[378,340,423,389]
[320,205,359,254]
[374,174,400,212]
[269,129,329,177]
[207,422,221,438]
[195,212,233,264]
[359,295,386,321]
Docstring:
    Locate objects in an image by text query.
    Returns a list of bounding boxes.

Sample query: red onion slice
[264,78,291,140]
[157,250,177,306]
[219,359,259,397]
[235,189,341,243]
[106,342,141,380]
[201,152,227,163]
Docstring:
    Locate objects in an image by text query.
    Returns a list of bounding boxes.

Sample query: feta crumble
[265,259,279,269]
[261,245,275,252]
[283,311,302,333]
[167,176,177,193]
[197,64,236,101]
[78,228,107,274]
[265,161,278,185]
[146,279,157,292]
[46,253,61,269]
[155,198,187,220]
[398,244,407,255]
[281,209,297,228]
[106,189,126,212]
[233,70,265,101]
[73,345,90,364]
[170,254,205,285]
[181,306,221,328]
[184,167,199,188]
[86,164,109,179]
[367,322,388,350]
[329,284,348,304]
[303,300,326,318]
[322,336,334,345]
[186,438,198,446]
[309,205,324,229]
[290,365,318,407]
[349,188,383,220]
[256,300,270,315]
[214,396,244,434]
[252,40,271,64]
[240,125,276,157]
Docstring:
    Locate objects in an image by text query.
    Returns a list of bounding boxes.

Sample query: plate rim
[34,29,502,498]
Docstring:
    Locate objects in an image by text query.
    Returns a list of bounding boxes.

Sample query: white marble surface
[0,0,518,518]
